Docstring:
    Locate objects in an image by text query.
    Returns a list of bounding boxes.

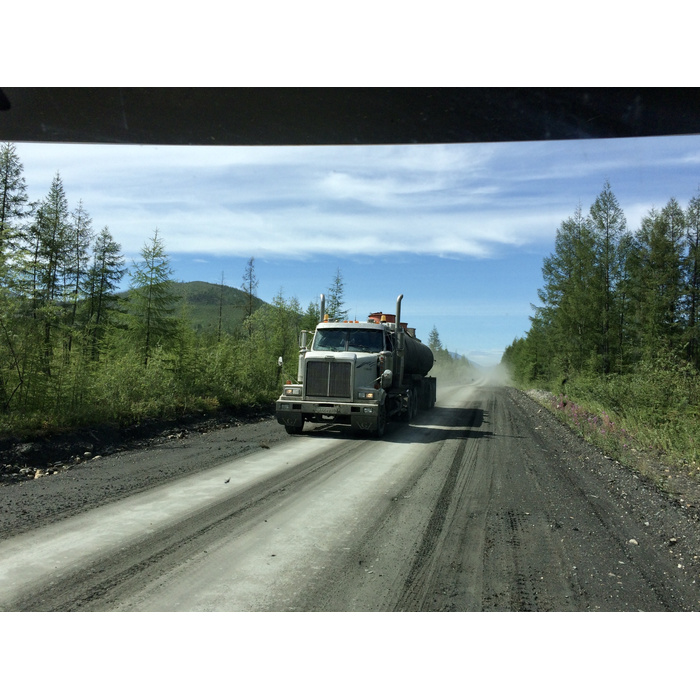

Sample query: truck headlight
[358,391,375,399]
[284,386,302,396]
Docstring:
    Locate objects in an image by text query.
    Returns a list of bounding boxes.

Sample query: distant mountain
[171,281,267,335]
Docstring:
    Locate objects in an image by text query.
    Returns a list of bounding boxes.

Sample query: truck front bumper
[275,399,381,430]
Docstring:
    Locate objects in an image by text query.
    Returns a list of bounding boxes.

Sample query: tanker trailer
[275,294,436,437]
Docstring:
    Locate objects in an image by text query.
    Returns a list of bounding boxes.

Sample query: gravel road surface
[1,382,699,611]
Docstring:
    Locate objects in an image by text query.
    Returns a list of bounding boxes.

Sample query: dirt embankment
[0,407,276,484]
[0,407,291,540]
[525,388,700,513]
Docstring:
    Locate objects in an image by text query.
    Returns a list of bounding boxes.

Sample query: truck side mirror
[381,369,393,389]
[278,356,283,367]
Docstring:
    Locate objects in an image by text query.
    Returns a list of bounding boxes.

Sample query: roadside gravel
[0,408,289,539]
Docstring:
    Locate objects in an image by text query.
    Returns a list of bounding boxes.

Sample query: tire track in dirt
[394,395,491,611]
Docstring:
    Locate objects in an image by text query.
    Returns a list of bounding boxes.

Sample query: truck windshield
[313,328,384,353]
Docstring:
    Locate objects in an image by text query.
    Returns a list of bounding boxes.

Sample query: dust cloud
[477,363,513,386]
[429,358,513,388]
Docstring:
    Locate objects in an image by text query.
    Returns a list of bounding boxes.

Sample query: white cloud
[13,135,700,264]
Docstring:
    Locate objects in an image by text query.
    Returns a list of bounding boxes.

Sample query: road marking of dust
[0,436,344,606]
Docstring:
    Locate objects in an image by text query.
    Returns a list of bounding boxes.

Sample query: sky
[9,134,700,365]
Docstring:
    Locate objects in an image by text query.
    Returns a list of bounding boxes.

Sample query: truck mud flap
[276,413,304,428]
[351,416,375,432]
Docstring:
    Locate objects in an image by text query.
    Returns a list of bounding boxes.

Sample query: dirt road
[1,382,699,611]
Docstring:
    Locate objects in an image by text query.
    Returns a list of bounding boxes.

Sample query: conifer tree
[65,200,94,349]
[300,298,321,331]
[0,142,29,257]
[428,325,443,353]
[685,192,700,368]
[128,229,179,367]
[217,271,226,343]
[19,172,71,312]
[538,204,599,373]
[19,173,72,373]
[85,226,126,359]
[325,268,347,320]
[241,256,258,336]
[589,180,627,373]
[629,201,686,360]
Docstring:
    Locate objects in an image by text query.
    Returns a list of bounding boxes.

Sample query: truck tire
[418,382,430,411]
[374,403,387,438]
[284,417,305,435]
[401,391,413,423]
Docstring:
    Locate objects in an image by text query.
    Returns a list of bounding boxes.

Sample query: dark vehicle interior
[1,88,698,147]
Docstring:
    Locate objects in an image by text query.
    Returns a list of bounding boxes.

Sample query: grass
[526,382,700,503]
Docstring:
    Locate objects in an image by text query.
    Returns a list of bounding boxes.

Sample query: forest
[0,143,468,438]
[502,180,700,465]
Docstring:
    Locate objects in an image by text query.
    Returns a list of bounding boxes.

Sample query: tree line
[0,143,339,435]
[502,181,700,458]
[503,180,700,381]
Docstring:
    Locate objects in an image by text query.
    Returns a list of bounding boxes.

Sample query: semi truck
[275,294,436,437]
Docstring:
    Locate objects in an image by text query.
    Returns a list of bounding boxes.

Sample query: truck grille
[306,361,352,399]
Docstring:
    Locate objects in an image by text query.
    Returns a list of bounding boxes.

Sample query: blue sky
[10,135,700,365]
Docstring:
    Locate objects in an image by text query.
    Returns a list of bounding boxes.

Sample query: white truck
[275,294,436,437]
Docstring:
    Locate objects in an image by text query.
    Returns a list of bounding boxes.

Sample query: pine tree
[614,230,636,371]
[85,226,126,359]
[685,192,700,368]
[0,142,29,257]
[20,173,71,311]
[589,180,627,373]
[17,173,72,373]
[128,229,180,367]
[538,204,600,373]
[326,268,347,320]
[628,203,685,360]
[300,299,321,331]
[241,256,258,336]
[65,200,94,349]
[428,325,443,353]
[217,271,226,343]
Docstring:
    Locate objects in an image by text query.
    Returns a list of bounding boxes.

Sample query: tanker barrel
[403,334,434,376]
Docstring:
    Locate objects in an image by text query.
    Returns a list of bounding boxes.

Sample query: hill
[172,281,267,336]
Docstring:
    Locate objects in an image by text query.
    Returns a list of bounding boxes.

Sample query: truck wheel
[284,417,305,435]
[401,392,413,423]
[419,383,430,411]
[374,404,387,438]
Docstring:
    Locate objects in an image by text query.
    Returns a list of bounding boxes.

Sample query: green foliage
[300,299,321,331]
[538,355,700,467]
[235,291,303,402]
[504,180,700,470]
[0,142,29,258]
[685,192,700,367]
[171,280,264,336]
[0,149,322,436]
[127,229,180,367]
